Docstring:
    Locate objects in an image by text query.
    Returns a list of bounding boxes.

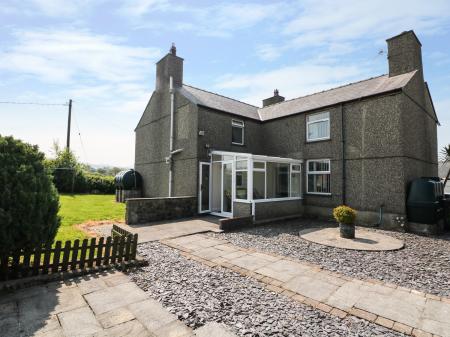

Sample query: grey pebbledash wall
[126,197,197,225]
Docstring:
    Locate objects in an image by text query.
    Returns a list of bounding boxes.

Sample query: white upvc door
[198,162,211,213]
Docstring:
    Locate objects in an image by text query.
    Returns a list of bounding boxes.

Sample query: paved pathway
[118,216,221,243]
[163,233,450,337]
[0,270,236,337]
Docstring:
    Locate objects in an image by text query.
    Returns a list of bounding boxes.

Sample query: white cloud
[0,29,161,84]
[30,0,94,16]
[0,28,162,166]
[261,0,450,60]
[120,1,286,37]
[119,0,169,17]
[215,61,369,106]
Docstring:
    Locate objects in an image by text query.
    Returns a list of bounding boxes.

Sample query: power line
[0,101,68,106]
[73,111,88,163]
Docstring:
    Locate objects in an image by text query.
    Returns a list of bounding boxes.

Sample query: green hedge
[50,170,115,194]
[84,173,115,194]
[0,135,60,253]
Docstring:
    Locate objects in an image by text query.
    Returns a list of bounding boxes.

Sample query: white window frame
[306,159,331,195]
[306,112,330,142]
[290,163,302,198]
[234,158,249,201]
[252,161,266,200]
[231,119,245,145]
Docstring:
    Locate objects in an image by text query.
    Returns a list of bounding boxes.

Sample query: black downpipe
[341,103,346,205]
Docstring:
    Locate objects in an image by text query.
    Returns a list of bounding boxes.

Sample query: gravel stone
[207,219,450,297]
[130,242,406,337]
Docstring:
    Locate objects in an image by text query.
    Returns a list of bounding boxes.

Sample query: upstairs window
[307,111,330,142]
[232,119,244,145]
[307,159,331,195]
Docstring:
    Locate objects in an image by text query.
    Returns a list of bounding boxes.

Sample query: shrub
[84,173,115,194]
[333,205,356,224]
[0,135,60,253]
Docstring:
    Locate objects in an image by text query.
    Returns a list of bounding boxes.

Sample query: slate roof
[181,70,417,122]
[180,85,260,120]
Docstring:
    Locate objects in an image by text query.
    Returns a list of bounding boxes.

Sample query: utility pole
[66,99,72,150]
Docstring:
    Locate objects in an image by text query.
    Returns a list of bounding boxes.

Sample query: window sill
[306,192,332,197]
[231,142,245,146]
[306,138,331,144]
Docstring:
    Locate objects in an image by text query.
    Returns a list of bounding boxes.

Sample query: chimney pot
[263,89,285,107]
[170,43,176,56]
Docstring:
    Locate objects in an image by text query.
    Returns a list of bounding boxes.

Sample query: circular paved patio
[299,227,404,251]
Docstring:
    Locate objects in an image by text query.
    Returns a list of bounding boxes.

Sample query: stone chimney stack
[262,89,285,107]
[386,30,423,78]
[155,43,183,92]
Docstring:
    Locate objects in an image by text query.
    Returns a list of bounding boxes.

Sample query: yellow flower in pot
[333,205,357,239]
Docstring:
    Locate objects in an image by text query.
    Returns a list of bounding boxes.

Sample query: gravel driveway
[207,219,450,297]
[130,242,405,337]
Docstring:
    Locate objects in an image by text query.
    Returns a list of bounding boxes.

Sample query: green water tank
[114,169,142,190]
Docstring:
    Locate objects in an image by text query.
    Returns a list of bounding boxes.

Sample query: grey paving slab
[20,314,61,337]
[0,271,196,337]
[152,319,194,337]
[419,299,450,337]
[84,282,149,315]
[193,247,224,260]
[194,322,237,337]
[118,217,221,243]
[129,298,178,332]
[220,250,248,260]
[58,306,103,337]
[97,307,135,329]
[75,277,108,295]
[229,254,273,271]
[325,279,365,310]
[0,316,19,337]
[18,286,87,321]
[255,259,317,282]
[34,328,65,337]
[94,319,150,337]
[102,273,132,287]
[0,300,17,316]
[282,274,340,302]
[355,288,426,328]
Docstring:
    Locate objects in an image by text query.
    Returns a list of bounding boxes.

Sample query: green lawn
[56,194,125,242]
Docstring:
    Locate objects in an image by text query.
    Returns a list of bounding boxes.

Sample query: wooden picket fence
[0,232,138,281]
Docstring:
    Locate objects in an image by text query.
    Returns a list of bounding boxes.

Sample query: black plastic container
[406,177,444,224]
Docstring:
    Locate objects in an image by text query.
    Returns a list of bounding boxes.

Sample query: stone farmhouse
[134,30,439,230]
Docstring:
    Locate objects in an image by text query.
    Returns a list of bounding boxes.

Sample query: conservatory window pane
[266,162,289,198]
[291,172,301,197]
[253,161,265,170]
[253,171,265,199]
[235,171,247,199]
[236,160,247,170]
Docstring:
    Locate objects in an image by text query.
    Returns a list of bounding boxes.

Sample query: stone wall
[254,200,304,223]
[126,196,197,225]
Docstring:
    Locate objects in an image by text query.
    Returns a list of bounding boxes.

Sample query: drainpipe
[168,76,175,197]
[166,77,184,198]
[341,103,346,205]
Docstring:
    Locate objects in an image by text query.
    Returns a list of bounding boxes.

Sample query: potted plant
[333,205,357,239]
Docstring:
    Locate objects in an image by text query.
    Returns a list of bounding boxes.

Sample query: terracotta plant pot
[339,223,355,239]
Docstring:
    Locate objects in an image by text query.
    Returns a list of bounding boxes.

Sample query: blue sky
[0,0,449,167]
